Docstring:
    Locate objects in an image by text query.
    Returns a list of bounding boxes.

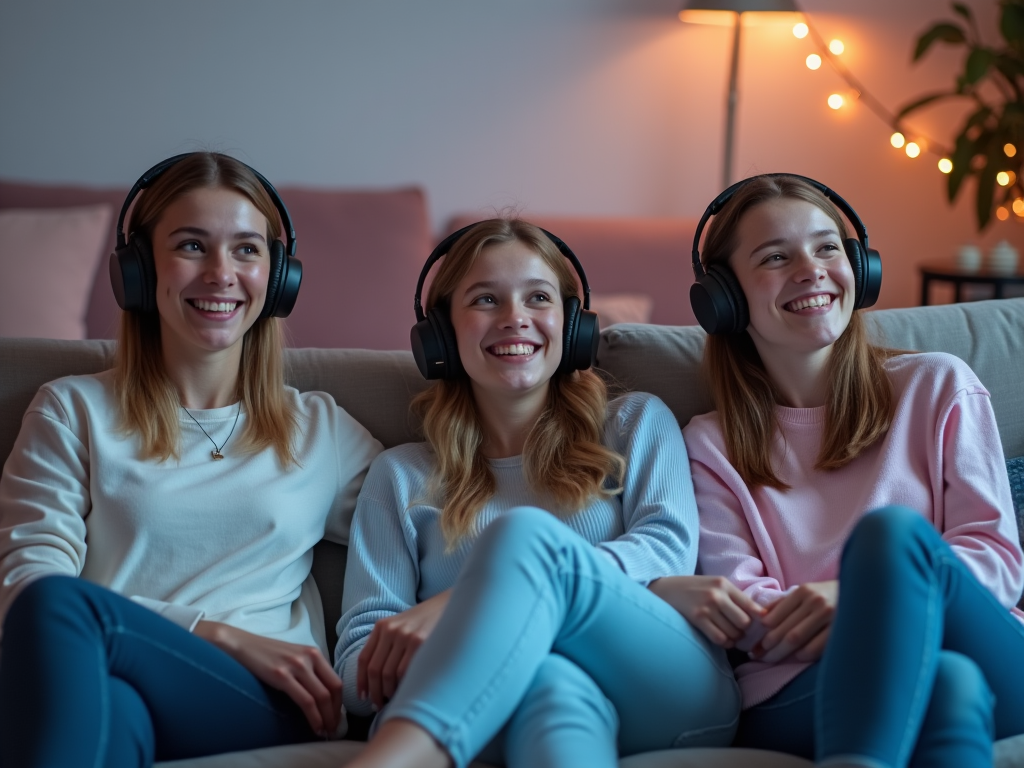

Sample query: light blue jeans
[378,506,741,768]
[736,506,1024,768]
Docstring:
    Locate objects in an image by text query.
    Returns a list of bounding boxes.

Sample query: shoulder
[31,370,117,428]
[603,391,684,452]
[884,352,988,403]
[681,410,727,461]
[288,387,378,442]
[361,442,436,500]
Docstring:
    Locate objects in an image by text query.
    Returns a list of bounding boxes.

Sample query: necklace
[182,402,241,460]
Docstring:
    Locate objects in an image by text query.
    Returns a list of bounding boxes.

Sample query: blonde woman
[335,219,741,768]
[684,174,1024,766]
[0,153,381,767]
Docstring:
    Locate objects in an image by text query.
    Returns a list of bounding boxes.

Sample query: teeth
[787,295,832,312]
[191,299,238,313]
[491,343,536,356]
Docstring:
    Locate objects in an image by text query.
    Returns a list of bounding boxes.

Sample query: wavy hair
[413,218,624,544]
[114,152,297,465]
[700,175,894,489]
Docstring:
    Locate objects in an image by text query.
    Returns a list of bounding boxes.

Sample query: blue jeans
[0,576,314,768]
[379,506,741,768]
[736,506,1024,768]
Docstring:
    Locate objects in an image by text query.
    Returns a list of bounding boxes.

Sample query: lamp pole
[723,13,743,188]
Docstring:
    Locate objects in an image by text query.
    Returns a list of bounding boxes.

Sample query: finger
[286,650,335,735]
[794,626,831,663]
[364,633,394,711]
[716,594,758,635]
[761,604,831,663]
[694,615,732,647]
[725,585,766,619]
[760,591,801,629]
[278,676,323,734]
[395,643,420,682]
[760,600,815,655]
[380,638,406,702]
[311,655,344,734]
[357,628,381,701]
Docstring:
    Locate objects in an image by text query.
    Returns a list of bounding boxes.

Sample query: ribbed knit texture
[335,391,698,716]
[685,352,1024,709]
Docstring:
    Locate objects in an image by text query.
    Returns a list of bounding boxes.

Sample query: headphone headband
[115,152,297,257]
[691,173,870,279]
[413,223,592,322]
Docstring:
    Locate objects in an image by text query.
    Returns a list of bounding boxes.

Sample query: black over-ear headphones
[411,223,600,380]
[109,152,302,318]
[689,173,882,335]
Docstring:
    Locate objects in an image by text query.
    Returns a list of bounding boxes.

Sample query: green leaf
[1001,2,1024,47]
[895,90,958,120]
[993,53,1024,83]
[975,139,1005,229]
[965,104,993,131]
[965,47,997,84]
[948,132,977,202]
[952,3,973,22]
[914,22,967,61]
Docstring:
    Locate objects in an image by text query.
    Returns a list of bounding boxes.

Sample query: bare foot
[344,718,452,768]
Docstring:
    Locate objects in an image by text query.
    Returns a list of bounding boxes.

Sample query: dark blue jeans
[736,506,1024,768]
[0,576,314,768]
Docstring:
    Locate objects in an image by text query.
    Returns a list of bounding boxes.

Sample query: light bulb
[938,158,953,173]
[890,132,905,149]
[1013,198,1024,216]
[997,206,1010,221]
[806,54,822,70]
[828,94,844,110]
[829,39,845,55]
[1005,143,1018,158]
[997,171,1011,186]
[793,22,809,39]
[906,142,921,158]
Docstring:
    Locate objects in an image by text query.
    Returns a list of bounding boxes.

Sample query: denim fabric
[0,576,313,768]
[380,507,741,768]
[737,507,1024,768]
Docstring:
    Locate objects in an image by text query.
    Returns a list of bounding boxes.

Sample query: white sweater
[0,370,382,656]
[335,392,699,716]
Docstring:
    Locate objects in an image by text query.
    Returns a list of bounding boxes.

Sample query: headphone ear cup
[560,296,580,374]
[261,239,287,319]
[560,296,599,373]
[844,238,866,308]
[109,233,156,313]
[689,263,747,334]
[410,306,464,380]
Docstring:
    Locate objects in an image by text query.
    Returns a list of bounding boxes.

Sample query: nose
[498,300,529,328]
[203,246,236,287]
[792,249,826,283]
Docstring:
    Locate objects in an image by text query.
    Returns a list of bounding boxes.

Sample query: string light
[828,93,844,110]
[806,54,822,70]
[997,206,1010,221]
[906,142,921,158]
[938,158,953,173]
[793,22,809,39]
[1013,198,1024,216]
[828,39,845,55]
[1005,144,1018,158]
[997,171,1011,186]
[890,132,906,148]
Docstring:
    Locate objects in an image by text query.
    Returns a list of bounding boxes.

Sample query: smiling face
[150,186,271,364]
[729,197,855,365]
[449,239,564,403]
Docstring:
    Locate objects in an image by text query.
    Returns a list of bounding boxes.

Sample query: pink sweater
[683,352,1024,709]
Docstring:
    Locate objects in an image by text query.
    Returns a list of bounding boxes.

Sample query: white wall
[1,0,1018,308]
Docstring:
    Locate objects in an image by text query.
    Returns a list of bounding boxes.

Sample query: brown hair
[700,175,893,489]
[114,152,297,465]
[413,218,625,544]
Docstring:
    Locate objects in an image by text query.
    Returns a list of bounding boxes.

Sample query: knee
[476,506,570,559]
[928,651,995,734]
[4,576,89,638]
[842,506,933,567]
[513,654,618,731]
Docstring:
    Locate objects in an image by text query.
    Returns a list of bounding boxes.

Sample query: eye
[177,240,203,255]
[760,252,786,265]
[237,243,261,258]
[529,291,553,303]
[471,294,496,306]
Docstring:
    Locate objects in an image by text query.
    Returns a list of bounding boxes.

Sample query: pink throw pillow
[0,205,112,339]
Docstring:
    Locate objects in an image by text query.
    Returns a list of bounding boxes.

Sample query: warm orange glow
[678,9,737,25]
[1013,198,1024,216]
[997,171,1011,186]
[997,206,1010,221]
[1005,143,1018,158]
[938,158,953,173]
[793,22,809,38]
[829,39,845,55]
[906,142,921,158]
[890,132,905,149]
[806,54,822,70]
[827,93,844,110]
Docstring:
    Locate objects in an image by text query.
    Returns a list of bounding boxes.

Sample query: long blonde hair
[114,153,298,465]
[413,219,625,544]
[700,175,894,489]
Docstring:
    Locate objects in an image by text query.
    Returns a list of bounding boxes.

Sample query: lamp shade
[681,0,798,10]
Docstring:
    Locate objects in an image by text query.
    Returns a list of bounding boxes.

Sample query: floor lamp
[680,0,799,188]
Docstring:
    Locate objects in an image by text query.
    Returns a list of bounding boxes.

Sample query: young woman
[0,152,382,767]
[335,218,742,768]
[683,174,1024,767]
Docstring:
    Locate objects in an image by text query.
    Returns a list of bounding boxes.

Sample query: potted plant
[897,0,1024,229]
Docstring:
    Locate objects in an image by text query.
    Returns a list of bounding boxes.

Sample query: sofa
[0,179,701,350]
[1,299,1023,767]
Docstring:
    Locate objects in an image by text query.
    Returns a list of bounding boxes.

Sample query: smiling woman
[0,153,382,768]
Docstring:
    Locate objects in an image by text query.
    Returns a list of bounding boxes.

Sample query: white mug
[956,245,982,272]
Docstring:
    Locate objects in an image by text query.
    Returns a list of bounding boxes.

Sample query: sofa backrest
[1,298,1022,650]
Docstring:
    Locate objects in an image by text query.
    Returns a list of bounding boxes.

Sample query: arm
[595,394,700,582]
[322,401,385,546]
[938,390,1024,606]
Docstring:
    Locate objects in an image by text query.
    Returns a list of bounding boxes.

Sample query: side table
[919,262,1024,305]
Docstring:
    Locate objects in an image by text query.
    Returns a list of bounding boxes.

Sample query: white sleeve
[323,402,384,547]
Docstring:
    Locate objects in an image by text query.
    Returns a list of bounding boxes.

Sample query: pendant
[211,450,224,460]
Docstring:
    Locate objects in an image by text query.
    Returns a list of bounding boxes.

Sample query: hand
[648,575,765,648]
[194,620,342,736]
[358,590,451,710]
[753,580,838,664]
